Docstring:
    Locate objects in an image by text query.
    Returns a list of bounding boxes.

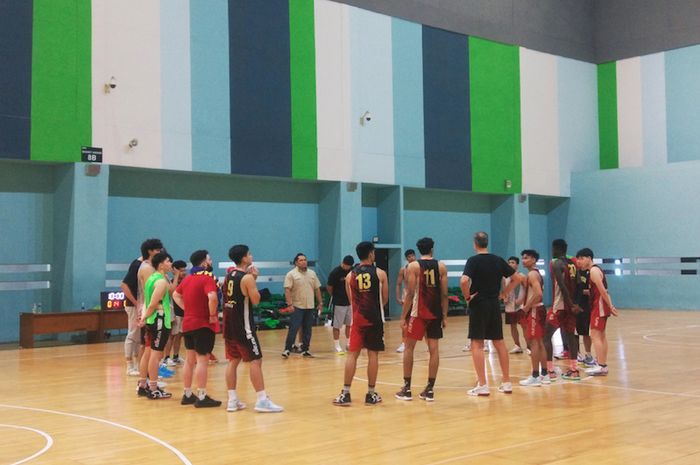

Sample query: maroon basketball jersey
[349,264,383,327]
[413,259,441,320]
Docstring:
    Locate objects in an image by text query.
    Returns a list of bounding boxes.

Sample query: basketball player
[460,232,521,396]
[173,250,221,408]
[574,263,596,367]
[395,249,416,353]
[162,260,187,366]
[326,255,355,354]
[395,237,448,402]
[135,239,164,391]
[503,256,525,354]
[576,248,619,376]
[544,239,582,382]
[333,241,389,406]
[518,249,548,386]
[223,245,283,413]
[138,251,173,399]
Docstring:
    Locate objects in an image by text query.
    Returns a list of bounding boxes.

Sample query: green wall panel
[469,37,521,194]
[31,0,91,162]
[597,61,618,169]
[289,0,317,179]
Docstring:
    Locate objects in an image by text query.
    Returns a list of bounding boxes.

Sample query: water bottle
[81,302,86,311]
[32,303,37,314]
[37,303,42,314]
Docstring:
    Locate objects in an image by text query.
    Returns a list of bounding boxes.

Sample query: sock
[173,353,179,359]
[228,389,238,400]
[547,361,554,372]
[334,340,341,350]
[368,385,375,394]
[149,380,157,391]
[184,388,192,397]
[197,388,207,400]
[403,377,411,389]
[427,378,435,390]
[541,367,548,377]
[532,370,539,378]
[343,385,351,394]
[256,390,267,402]
[138,378,147,388]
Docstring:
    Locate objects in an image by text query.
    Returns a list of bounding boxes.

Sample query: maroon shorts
[349,323,384,352]
[522,306,545,340]
[406,316,443,340]
[590,313,609,331]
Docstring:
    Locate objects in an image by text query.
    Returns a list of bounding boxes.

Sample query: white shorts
[332,305,352,329]
[171,315,183,335]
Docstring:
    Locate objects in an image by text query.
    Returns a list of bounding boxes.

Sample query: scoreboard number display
[101,291,126,310]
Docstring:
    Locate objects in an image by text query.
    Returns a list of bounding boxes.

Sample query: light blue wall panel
[190,0,230,173]
[641,53,667,167]
[567,162,700,309]
[362,207,378,242]
[558,57,599,196]
[392,18,424,187]
[666,44,700,163]
[350,7,394,184]
[161,0,192,171]
[107,197,319,291]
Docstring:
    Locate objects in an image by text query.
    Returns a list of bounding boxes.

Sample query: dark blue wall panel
[229,0,292,177]
[0,0,33,160]
[422,26,471,190]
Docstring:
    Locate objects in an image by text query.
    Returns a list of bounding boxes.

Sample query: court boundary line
[423,429,594,465]
[0,423,53,465]
[0,404,192,465]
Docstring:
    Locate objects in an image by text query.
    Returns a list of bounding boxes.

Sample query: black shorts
[576,306,591,336]
[505,311,522,325]
[183,327,216,355]
[468,298,503,341]
[140,326,146,345]
[349,323,385,352]
[145,315,171,351]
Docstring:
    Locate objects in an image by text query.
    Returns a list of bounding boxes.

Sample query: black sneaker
[395,386,412,401]
[149,388,172,400]
[194,395,222,408]
[365,392,382,405]
[281,350,290,359]
[302,351,314,358]
[419,388,434,402]
[291,344,302,353]
[137,385,150,397]
[181,393,197,405]
[333,391,351,406]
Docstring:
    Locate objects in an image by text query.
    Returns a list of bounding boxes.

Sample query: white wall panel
[520,48,560,196]
[617,57,644,168]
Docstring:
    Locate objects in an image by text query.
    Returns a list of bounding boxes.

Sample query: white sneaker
[509,346,523,354]
[585,365,604,375]
[334,346,345,355]
[498,382,512,394]
[157,381,167,389]
[165,358,177,367]
[467,384,490,396]
[519,376,542,387]
[540,375,551,385]
[254,397,284,413]
[127,368,140,376]
[462,343,471,352]
[396,343,405,353]
[227,399,247,412]
[525,348,531,356]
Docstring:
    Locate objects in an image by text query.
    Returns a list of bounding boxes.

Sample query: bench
[19,310,128,349]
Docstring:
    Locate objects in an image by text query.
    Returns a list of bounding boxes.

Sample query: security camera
[360,111,372,126]
[104,76,117,93]
[128,138,138,149]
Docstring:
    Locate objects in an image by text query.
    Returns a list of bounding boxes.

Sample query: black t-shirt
[327,265,350,306]
[462,253,514,302]
[575,269,590,310]
[122,259,141,302]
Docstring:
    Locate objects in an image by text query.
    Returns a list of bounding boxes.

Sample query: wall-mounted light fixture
[104,76,117,94]
[128,138,138,150]
[359,111,372,126]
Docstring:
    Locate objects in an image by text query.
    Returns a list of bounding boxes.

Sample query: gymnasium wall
[0,0,600,197]
[597,43,700,169]
[566,162,700,310]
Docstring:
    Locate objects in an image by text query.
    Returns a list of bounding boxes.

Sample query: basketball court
[2,311,699,465]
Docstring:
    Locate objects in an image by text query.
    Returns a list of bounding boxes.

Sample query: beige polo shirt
[284,267,321,309]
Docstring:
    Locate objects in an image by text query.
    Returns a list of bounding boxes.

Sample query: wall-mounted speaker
[347,182,358,192]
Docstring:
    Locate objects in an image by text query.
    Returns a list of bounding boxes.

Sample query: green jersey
[144,272,171,328]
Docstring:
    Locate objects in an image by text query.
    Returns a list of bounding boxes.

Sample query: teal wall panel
[666,44,700,163]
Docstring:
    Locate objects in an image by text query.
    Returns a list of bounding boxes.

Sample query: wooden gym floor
[1,310,700,465]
